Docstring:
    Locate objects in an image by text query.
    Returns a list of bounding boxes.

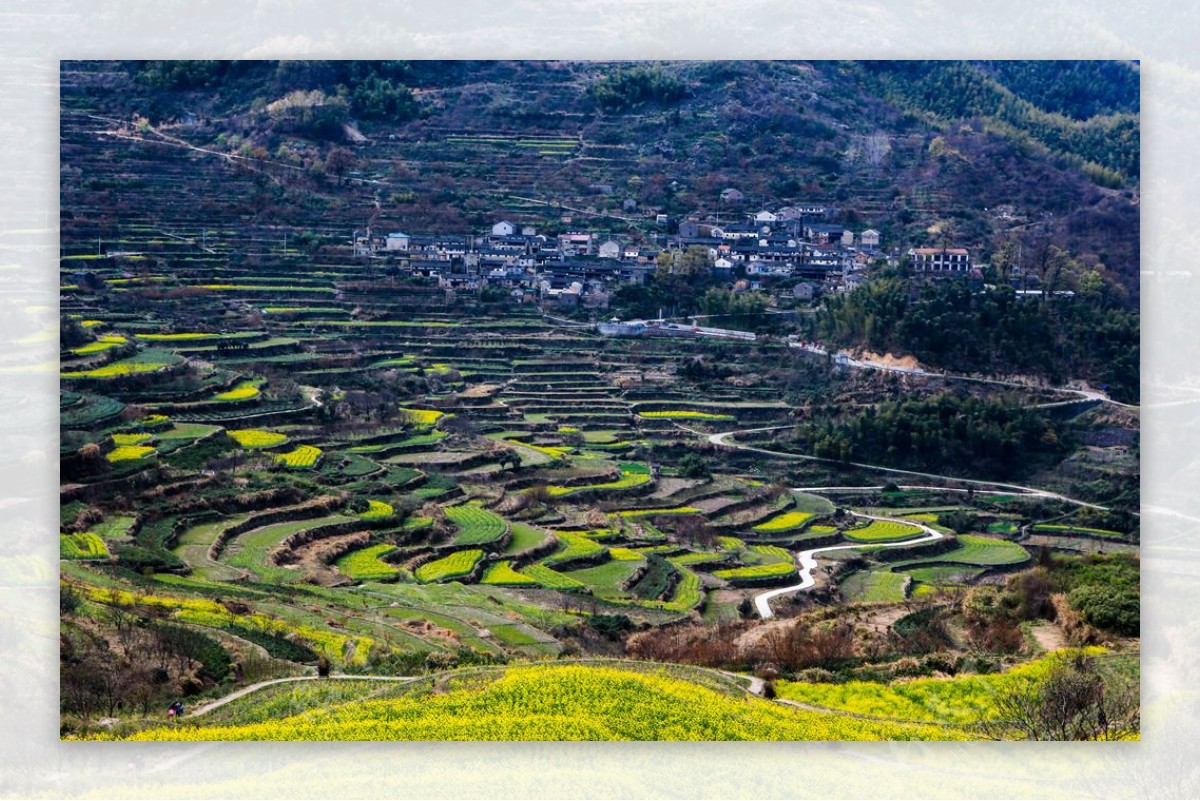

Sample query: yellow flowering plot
[70,334,127,355]
[274,445,322,469]
[607,547,645,562]
[659,562,703,612]
[712,561,796,581]
[753,510,816,533]
[101,664,969,741]
[544,532,604,566]
[357,500,395,521]
[215,381,261,401]
[638,410,734,421]
[335,544,399,581]
[546,470,649,496]
[77,585,370,665]
[106,445,156,462]
[111,432,152,446]
[62,361,169,379]
[415,549,484,583]
[775,648,1109,726]
[400,408,444,426]
[227,429,288,449]
[517,563,586,590]
[60,532,109,560]
[844,520,924,543]
[135,332,221,341]
[80,319,104,328]
[509,440,571,461]
[480,560,539,587]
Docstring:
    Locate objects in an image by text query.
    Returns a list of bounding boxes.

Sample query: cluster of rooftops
[350,206,976,297]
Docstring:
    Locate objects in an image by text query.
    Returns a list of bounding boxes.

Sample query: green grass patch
[544,531,605,567]
[841,570,909,603]
[446,504,507,546]
[504,523,549,555]
[890,535,1030,568]
[517,563,587,590]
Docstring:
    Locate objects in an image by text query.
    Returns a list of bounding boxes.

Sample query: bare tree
[977,652,1139,741]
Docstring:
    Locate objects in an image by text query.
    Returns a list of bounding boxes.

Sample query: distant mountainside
[62,59,1139,299]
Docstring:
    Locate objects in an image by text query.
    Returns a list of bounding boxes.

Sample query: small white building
[910,247,970,274]
[491,220,516,237]
[598,240,621,259]
[385,232,410,251]
[860,229,881,249]
[841,230,855,247]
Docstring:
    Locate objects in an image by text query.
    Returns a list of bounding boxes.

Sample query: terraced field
[56,61,1139,743]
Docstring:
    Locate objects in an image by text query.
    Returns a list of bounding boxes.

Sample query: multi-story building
[909,246,970,274]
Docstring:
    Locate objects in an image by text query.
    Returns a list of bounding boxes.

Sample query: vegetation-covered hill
[64,59,1139,299]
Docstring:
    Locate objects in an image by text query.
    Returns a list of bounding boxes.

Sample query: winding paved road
[706,426,1114,511]
[753,511,943,619]
[788,342,1138,410]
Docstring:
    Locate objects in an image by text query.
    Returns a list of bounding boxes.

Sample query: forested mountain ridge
[63,59,1139,300]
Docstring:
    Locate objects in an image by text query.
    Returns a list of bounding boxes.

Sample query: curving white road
[753,511,943,619]
[705,426,1114,511]
[787,342,1138,410]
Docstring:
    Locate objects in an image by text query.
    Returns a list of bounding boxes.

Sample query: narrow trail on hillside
[187,674,420,718]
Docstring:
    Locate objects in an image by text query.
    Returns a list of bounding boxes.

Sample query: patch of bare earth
[855,604,912,635]
[291,531,371,586]
[1030,621,1067,651]
[732,618,796,653]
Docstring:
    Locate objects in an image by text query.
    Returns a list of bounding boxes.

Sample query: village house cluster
[352,200,976,310]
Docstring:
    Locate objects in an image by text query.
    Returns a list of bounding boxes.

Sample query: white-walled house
[491,220,517,237]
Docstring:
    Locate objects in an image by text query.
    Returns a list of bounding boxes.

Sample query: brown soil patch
[732,618,796,653]
[291,531,371,586]
[855,604,912,635]
[1030,621,1067,651]
[859,350,922,370]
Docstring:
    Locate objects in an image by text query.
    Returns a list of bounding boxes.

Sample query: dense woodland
[816,269,1139,403]
[790,394,1073,481]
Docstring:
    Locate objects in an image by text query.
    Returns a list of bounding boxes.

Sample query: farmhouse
[909,246,970,274]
